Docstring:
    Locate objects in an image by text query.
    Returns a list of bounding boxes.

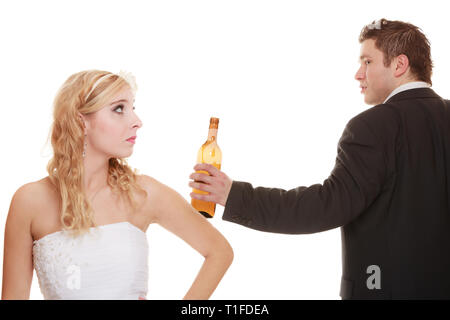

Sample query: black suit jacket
[222,88,450,299]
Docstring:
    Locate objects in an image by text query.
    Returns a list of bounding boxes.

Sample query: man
[189,19,450,299]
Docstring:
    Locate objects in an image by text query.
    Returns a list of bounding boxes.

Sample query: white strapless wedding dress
[32,221,148,300]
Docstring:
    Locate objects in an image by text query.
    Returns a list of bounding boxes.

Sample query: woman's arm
[140,175,233,300]
[2,184,35,300]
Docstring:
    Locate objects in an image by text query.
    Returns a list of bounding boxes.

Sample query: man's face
[355,39,396,105]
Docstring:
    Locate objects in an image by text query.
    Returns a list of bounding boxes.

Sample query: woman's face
[82,87,142,159]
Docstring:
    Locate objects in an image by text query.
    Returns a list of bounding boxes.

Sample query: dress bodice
[32,221,148,300]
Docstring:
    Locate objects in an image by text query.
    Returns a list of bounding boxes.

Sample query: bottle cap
[209,117,219,129]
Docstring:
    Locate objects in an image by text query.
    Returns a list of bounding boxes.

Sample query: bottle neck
[207,128,218,141]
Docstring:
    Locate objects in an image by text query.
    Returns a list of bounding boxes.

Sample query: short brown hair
[359,19,433,85]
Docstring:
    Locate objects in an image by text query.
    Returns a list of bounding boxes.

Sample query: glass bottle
[191,117,222,218]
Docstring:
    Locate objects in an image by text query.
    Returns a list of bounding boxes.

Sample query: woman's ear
[78,112,87,134]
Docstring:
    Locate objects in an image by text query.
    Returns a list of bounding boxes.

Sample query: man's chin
[364,95,382,106]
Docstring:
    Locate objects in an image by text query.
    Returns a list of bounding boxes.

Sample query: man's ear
[393,54,410,78]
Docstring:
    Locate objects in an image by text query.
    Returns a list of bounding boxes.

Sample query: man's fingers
[190,192,215,202]
[189,172,214,184]
[193,163,221,176]
[189,181,214,193]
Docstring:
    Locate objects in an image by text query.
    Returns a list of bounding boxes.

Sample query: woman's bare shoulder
[12,177,53,204]
[136,174,184,211]
[7,177,55,228]
[30,176,58,200]
[136,174,174,196]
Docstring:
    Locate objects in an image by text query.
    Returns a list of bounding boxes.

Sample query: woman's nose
[132,114,143,129]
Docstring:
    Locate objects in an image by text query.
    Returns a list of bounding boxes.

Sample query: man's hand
[189,163,233,206]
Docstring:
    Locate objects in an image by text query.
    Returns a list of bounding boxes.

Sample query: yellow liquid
[191,139,222,218]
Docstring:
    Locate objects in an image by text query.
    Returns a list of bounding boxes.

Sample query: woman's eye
[113,104,136,114]
[114,104,124,113]
[365,60,371,65]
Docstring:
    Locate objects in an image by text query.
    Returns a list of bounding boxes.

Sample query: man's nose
[355,65,365,81]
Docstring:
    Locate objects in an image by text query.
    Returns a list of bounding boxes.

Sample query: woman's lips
[126,136,136,144]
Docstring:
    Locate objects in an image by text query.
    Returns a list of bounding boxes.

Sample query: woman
[1,70,233,299]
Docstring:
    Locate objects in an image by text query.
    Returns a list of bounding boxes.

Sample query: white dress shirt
[383,81,431,103]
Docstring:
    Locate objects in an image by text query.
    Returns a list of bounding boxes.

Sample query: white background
[0,0,449,300]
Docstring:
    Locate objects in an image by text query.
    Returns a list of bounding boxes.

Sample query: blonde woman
[1,70,233,300]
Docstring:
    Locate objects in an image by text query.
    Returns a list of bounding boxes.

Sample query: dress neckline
[33,221,145,245]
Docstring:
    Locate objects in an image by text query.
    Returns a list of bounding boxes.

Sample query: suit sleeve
[222,116,388,234]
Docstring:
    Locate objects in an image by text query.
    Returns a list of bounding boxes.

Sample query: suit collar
[385,87,441,104]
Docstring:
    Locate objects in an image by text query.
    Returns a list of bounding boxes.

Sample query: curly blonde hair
[46,70,147,236]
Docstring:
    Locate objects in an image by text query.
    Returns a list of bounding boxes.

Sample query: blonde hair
[46,70,147,236]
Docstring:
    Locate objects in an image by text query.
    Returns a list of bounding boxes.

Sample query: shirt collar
[383,81,431,103]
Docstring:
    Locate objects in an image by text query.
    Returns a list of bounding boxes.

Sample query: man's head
[355,19,433,105]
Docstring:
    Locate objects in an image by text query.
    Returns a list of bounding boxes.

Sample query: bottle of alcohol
[191,117,222,218]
